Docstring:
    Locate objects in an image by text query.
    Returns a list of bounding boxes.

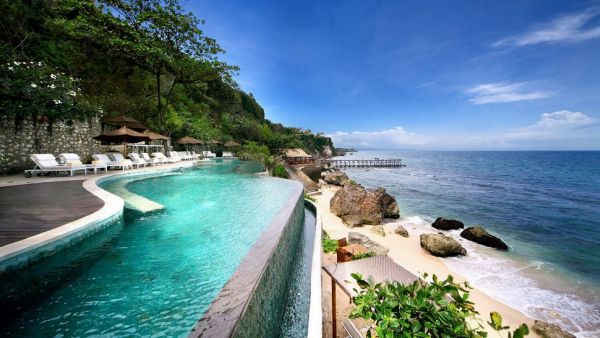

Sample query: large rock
[330,183,400,226]
[432,217,464,231]
[300,165,322,182]
[532,320,575,338]
[394,225,409,237]
[348,232,389,256]
[420,233,467,257]
[323,171,349,186]
[375,188,400,219]
[460,226,508,250]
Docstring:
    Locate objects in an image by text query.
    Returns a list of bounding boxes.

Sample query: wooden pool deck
[0,181,105,247]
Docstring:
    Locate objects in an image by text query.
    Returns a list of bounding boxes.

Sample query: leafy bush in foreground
[272,164,288,178]
[350,273,528,338]
[322,231,338,253]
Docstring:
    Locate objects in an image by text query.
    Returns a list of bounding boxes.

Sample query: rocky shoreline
[310,165,576,338]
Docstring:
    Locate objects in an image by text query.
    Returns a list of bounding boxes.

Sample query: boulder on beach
[348,232,389,256]
[432,217,464,231]
[300,165,322,183]
[370,226,385,236]
[532,320,575,338]
[394,225,409,237]
[323,171,349,186]
[376,188,400,219]
[420,233,467,257]
[460,226,508,250]
[330,183,400,226]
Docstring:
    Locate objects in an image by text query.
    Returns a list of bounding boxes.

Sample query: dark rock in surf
[432,217,464,231]
[532,320,575,338]
[460,226,508,250]
[420,233,467,257]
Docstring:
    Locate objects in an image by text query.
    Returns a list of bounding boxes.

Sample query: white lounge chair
[140,152,160,166]
[24,154,87,177]
[92,154,131,171]
[127,153,147,168]
[190,151,200,160]
[60,153,107,174]
[152,152,175,163]
[109,153,135,169]
[222,151,234,158]
[168,151,183,162]
[202,151,216,158]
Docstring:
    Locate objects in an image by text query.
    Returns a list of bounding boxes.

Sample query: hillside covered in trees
[0,0,333,155]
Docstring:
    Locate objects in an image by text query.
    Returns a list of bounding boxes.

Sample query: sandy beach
[316,185,540,338]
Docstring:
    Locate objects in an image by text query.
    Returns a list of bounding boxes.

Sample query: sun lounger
[152,152,175,163]
[190,151,200,160]
[166,151,182,163]
[127,153,147,168]
[60,153,107,174]
[24,154,87,177]
[222,151,234,158]
[140,152,160,166]
[109,153,135,169]
[93,154,131,171]
[202,151,216,158]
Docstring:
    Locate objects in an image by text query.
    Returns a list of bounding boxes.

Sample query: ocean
[336,150,600,337]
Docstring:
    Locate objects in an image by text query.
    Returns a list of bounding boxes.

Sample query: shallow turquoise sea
[340,150,600,336]
[1,161,301,336]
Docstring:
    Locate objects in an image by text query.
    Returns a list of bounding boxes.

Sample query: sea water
[339,150,600,337]
[0,161,300,336]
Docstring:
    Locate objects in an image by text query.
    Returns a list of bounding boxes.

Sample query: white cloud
[465,82,552,104]
[328,127,425,149]
[494,9,600,47]
[504,110,596,140]
[327,111,597,150]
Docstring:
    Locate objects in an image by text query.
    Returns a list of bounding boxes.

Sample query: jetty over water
[324,159,405,168]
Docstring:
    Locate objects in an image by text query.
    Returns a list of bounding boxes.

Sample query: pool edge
[0,163,196,272]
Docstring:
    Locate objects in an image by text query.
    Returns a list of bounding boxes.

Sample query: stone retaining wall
[0,115,102,174]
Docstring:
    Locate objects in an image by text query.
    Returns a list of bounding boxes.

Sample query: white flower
[38,62,42,66]
[8,67,13,71]
[68,90,76,97]
[13,61,19,65]
[30,83,37,88]
[50,74,57,79]
[49,84,56,89]
[53,99,62,104]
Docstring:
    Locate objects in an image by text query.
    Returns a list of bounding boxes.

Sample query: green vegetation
[303,193,316,203]
[322,231,338,253]
[0,0,332,154]
[351,251,375,260]
[350,273,529,338]
[272,164,288,178]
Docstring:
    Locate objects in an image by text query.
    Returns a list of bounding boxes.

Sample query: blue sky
[189,0,600,150]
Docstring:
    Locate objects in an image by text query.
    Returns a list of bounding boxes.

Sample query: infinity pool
[0,161,306,336]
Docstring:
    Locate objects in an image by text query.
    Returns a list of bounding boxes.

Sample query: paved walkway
[0,181,104,247]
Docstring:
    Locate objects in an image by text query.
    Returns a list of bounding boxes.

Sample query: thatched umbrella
[143,130,170,141]
[177,136,202,145]
[94,126,151,154]
[101,115,148,131]
[224,140,241,147]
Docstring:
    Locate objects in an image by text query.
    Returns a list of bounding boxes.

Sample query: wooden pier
[324,159,405,168]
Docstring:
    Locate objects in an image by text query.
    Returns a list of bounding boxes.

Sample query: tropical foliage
[0,0,332,154]
[350,273,529,338]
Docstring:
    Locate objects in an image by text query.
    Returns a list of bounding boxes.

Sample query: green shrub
[322,231,338,253]
[272,164,288,178]
[351,251,375,260]
[303,192,316,203]
[350,273,529,338]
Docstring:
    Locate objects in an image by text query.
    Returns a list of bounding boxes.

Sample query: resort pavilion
[282,148,313,165]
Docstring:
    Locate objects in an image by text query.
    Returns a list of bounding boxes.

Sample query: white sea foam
[397,214,600,337]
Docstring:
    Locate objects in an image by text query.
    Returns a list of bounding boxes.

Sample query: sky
[188,0,600,150]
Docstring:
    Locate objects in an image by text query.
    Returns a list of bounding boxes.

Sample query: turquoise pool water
[0,161,301,336]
